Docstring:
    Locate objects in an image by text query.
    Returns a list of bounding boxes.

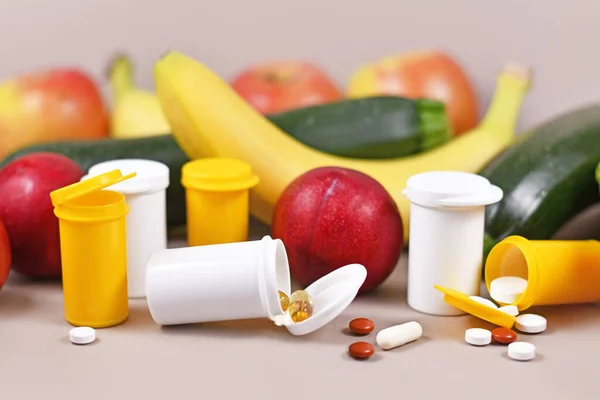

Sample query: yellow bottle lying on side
[153,51,532,242]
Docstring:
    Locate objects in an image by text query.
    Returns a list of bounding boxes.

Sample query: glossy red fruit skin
[272,166,403,294]
[0,152,84,279]
[0,216,11,290]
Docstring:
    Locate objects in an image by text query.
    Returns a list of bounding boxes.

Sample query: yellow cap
[181,158,259,192]
[434,285,516,328]
[50,169,136,207]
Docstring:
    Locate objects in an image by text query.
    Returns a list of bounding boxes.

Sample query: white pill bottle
[402,171,503,316]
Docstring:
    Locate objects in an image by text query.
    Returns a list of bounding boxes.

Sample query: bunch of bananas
[152,51,532,242]
[107,54,170,139]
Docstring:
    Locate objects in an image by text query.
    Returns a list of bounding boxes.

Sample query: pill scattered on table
[492,327,517,344]
[507,341,535,361]
[376,321,422,350]
[465,328,492,346]
[348,342,375,359]
[349,318,375,335]
[469,295,498,309]
[498,305,519,316]
[515,314,547,333]
[69,327,96,345]
[489,276,528,304]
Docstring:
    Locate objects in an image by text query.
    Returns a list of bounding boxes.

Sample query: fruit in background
[0,217,10,291]
[0,68,109,159]
[0,152,84,279]
[346,50,479,135]
[272,167,403,294]
[230,61,342,114]
[269,96,453,159]
[108,54,171,139]
[153,51,531,242]
[480,104,600,261]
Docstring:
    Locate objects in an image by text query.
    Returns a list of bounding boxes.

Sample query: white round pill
[69,327,96,345]
[508,341,535,361]
[465,328,492,346]
[498,305,519,317]
[489,276,528,304]
[469,296,498,309]
[515,314,547,333]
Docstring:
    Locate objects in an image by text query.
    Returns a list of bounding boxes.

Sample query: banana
[108,54,171,139]
[154,51,532,242]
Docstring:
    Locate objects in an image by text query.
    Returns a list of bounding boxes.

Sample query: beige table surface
[2,218,599,400]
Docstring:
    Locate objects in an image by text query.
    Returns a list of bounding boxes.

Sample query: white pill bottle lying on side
[403,171,503,316]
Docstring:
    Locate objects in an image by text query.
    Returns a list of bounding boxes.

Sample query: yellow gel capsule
[278,290,290,312]
[288,290,313,323]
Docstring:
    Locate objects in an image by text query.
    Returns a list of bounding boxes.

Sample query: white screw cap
[69,327,96,345]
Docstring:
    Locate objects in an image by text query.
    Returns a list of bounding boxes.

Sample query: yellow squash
[153,51,532,242]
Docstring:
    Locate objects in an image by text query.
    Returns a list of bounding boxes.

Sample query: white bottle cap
[82,159,170,194]
[403,171,503,208]
[146,236,367,336]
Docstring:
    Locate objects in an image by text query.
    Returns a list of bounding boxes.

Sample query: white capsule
[469,295,498,309]
[376,321,423,350]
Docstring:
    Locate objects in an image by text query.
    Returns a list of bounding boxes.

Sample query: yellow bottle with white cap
[50,169,136,328]
[181,158,259,246]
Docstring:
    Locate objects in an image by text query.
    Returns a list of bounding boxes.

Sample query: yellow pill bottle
[50,169,136,328]
[181,158,259,246]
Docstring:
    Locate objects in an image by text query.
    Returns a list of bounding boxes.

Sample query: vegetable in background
[269,96,453,159]
[0,135,189,228]
[479,104,600,260]
[346,50,479,136]
[152,50,531,242]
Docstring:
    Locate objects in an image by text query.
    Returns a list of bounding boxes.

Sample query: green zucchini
[479,104,600,261]
[0,135,190,227]
[267,96,453,159]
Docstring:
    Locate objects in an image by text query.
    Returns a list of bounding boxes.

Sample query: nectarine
[272,167,403,294]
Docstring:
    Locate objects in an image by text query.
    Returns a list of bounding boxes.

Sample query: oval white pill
[515,314,547,333]
[508,341,535,361]
[469,295,498,309]
[465,328,492,346]
[498,305,519,316]
[376,321,422,350]
[69,327,96,345]
[489,276,528,304]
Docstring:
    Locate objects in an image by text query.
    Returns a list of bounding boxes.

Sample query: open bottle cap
[434,284,516,328]
[51,169,136,206]
[84,159,169,194]
[271,263,367,336]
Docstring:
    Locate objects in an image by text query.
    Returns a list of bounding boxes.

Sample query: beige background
[1,0,600,131]
[2,0,600,398]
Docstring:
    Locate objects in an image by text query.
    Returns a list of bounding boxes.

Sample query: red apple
[272,166,403,294]
[230,61,343,114]
[0,68,109,159]
[347,50,479,135]
[0,152,84,279]
[0,216,10,291]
